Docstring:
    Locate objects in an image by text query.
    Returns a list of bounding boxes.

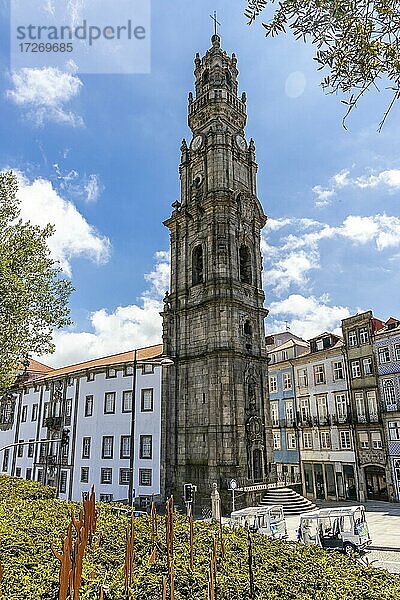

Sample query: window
[298,368,308,387]
[348,331,357,346]
[389,421,400,441]
[284,400,294,424]
[359,328,369,344]
[37,469,43,483]
[383,380,396,407]
[351,361,361,378]
[26,468,32,480]
[283,373,292,390]
[65,398,72,426]
[2,449,9,472]
[60,471,67,493]
[359,432,369,449]
[303,432,313,449]
[239,245,252,284]
[106,367,117,379]
[363,357,373,375]
[100,494,113,502]
[282,350,288,361]
[269,375,277,393]
[141,389,153,412]
[124,365,134,376]
[39,442,46,460]
[140,435,152,459]
[104,392,116,414]
[320,431,331,449]
[317,396,328,422]
[300,397,310,421]
[395,344,400,361]
[273,431,281,450]
[15,467,21,477]
[287,433,297,449]
[244,320,253,336]
[313,364,325,384]
[31,404,38,421]
[82,437,91,459]
[139,469,152,486]
[87,371,95,382]
[367,390,378,420]
[21,405,27,422]
[120,468,131,485]
[371,431,383,449]
[379,347,391,364]
[120,436,131,459]
[355,392,366,421]
[17,440,24,458]
[81,467,89,483]
[101,468,113,484]
[85,395,94,417]
[143,363,154,375]
[340,431,352,449]
[316,339,324,351]
[332,361,344,381]
[102,436,114,459]
[67,376,74,386]
[123,391,133,413]
[335,393,347,422]
[28,440,34,458]
[270,402,279,427]
[42,402,49,425]
[192,245,204,285]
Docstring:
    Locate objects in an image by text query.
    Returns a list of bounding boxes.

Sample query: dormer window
[106,367,117,379]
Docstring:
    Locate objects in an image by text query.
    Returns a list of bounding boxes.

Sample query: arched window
[253,448,263,482]
[192,245,203,285]
[239,245,252,284]
[202,70,209,85]
[244,320,252,336]
[225,69,232,88]
[383,380,396,405]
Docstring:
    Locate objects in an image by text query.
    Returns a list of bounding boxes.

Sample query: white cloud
[47,298,163,367]
[84,174,103,203]
[339,215,400,250]
[266,250,320,294]
[16,174,111,276]
[268,294,351,339]
[7,67,83,127]
[42,250,170,367]
[313,167,400,206]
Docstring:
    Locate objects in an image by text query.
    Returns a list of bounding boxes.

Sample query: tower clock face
[191,135,203,151]
[235,134,247,151]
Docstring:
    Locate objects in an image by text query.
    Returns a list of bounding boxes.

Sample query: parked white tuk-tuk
[298,505,371,554]
[230,505,287,539]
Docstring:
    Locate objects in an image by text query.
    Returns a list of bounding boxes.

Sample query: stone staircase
[260,487,316,515]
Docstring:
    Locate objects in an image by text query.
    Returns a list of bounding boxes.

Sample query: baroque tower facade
[161,34,273,507]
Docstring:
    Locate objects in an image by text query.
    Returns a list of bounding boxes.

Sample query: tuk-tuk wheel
[343,543,356,556]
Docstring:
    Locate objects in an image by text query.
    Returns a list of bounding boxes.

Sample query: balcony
[44,416,62,430]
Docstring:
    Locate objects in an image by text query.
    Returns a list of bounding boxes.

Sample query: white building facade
[0,345,164,508]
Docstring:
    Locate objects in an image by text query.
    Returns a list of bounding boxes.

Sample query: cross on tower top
[210,11,221,36]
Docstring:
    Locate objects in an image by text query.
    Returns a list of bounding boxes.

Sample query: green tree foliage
[1,475,400,599]
[245,0,400,129]
[0,171,73,394]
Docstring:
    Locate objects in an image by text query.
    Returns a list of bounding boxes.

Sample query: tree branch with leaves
[0,171,73,394]
[245,0,400,129]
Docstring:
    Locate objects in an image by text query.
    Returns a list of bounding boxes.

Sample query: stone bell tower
[161,33,272,508]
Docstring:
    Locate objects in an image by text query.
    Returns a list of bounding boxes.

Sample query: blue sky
[1,0,400,366]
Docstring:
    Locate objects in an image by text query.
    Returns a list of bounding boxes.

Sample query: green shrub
[0,475,399,599]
